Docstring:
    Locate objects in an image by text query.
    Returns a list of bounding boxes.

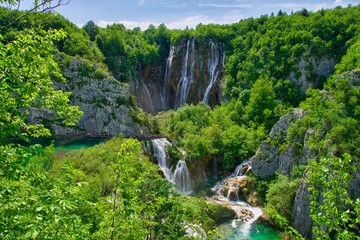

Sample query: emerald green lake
[218,221,280,240]
[25,136,109,150]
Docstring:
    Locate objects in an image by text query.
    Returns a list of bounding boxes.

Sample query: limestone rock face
[291,180,312,238]
[29,57,144,136]
[251,109,306,178]
[130,38,225,112]
[289,56,336,93]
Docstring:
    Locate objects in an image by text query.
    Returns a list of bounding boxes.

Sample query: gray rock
[251,142,280,179]
[292,179,312,238]
[288,56,336,93]
[28,56,145,136]
[251,109,306,178]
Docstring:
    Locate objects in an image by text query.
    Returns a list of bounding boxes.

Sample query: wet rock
[237,208,254,222]
[220,176,263,207]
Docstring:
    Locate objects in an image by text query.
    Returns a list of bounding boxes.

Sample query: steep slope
[28,55,145,136]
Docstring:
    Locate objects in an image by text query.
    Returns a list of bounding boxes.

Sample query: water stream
[151,138,192,194]
[203,40,221,104]
[175,39,196,108]
[161,46,175,110]
[151,139,280,239]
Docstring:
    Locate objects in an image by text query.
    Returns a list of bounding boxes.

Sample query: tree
[307,154,360,239]
[245,76,277,129]
[83,20,100,41]
[0,28,83,144]
[0,0,71,30]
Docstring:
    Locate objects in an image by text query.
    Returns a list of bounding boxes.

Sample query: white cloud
[97,20,153,29]
[334,0,343,4]
[96,12,245,30]
[265,2,329,12]
[167,3,188,8]
[138,0,145,6]
[198,3,252,8]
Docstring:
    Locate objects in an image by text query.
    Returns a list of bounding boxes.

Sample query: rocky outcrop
[289,56,336,93]
[220,176,263,207]
[130,38,225,112]
[291,179,312,238]
[28,56,145,136]
[251,109,308,178]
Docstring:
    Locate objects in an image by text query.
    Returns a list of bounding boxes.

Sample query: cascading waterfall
[173,160,192,194]
[209,159,263,239]
[203,40,221,105]
[231,159,252,177]
[151,138,192,194]
[175,39,196,108]
[161,46,175,109]
[152,138,172,180]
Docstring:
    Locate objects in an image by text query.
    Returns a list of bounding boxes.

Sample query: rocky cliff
[130,38,225,112]
[28,56,145,136]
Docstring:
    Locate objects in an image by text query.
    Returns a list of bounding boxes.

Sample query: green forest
[1,0,359,239]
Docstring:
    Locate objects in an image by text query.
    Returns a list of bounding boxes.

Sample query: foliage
[0,144,91,239]
[266,174,300,220]
[0,28,82,144]
[307,154,360,239]
[158,102,267,172]
[224,6,360,103]
[266,208,305,240]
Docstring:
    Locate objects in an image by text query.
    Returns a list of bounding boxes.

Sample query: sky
[12,0,360,29]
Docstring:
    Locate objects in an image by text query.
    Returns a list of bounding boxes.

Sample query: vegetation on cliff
[1,0,359,239]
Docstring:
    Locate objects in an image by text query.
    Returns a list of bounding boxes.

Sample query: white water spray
[161,46,175,109]
[151,138,192,194]
[203,40,221,105]
[175,39,196,108]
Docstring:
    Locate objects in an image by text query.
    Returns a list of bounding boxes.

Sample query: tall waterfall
[161,46,175,109]
[151,138,192,194]
[203,40,221,104]
[175,39,196,108]
[142,82,154,112]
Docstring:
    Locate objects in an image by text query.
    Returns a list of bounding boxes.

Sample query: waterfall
[203,40,220,105]
[175,39,196,108]
[208,158,263,239]
[231,159,252,177]
[151,138,192,194]
[161,46,175,109]
[142,82,154,112]
[173,160,192,194]
[152,138,172,181]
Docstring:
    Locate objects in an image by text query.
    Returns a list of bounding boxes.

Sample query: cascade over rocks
[130,38,225,112]
[220,176,263,207]
[28,56,144,136]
